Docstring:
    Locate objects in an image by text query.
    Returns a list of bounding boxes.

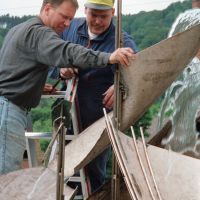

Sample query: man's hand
[60,68,78,79]
[102,85,114,109]
[109,47,136,67]
[43,84,57,94]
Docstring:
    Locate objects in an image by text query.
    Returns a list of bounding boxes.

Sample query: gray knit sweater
[0,17,110,108]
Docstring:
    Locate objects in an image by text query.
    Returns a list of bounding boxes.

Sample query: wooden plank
[48,24,200,177]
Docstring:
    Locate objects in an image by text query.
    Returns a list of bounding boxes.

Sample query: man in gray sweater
[0,0,135,174]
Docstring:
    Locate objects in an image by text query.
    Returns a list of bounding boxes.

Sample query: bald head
[41,0,78,11]
[192,0,200,8]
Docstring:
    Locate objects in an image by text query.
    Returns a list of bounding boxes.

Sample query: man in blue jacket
[49,0,138,193]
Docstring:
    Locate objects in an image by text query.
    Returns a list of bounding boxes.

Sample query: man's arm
[34,26,135,69]
[102,32,138,109]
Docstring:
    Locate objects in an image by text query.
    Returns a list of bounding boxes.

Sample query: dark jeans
[86,147,111,193]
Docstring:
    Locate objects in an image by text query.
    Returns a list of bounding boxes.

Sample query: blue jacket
[50,18,138,130]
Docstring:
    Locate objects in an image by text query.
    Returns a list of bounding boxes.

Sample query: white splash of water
[168,8,200,36]
[158,8,200,153]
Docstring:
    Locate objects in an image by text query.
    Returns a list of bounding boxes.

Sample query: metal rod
[112,0,123,199]
[56,103,65,200]
[103,109,139,200]
[113,0,123,125]
[131,127,156,200]
[44,121,64,167]
[140,127,162,200]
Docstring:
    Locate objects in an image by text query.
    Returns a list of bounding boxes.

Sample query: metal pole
[112,0,123,200]
[56,103,65,200]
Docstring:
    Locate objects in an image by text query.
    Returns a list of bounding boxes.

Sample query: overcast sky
[0,0,186,17]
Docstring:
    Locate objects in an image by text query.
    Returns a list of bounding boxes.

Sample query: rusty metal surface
[0,168,43,200]
[120,24,200,130]
[115,131,200,200]
[0,167,76,200]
